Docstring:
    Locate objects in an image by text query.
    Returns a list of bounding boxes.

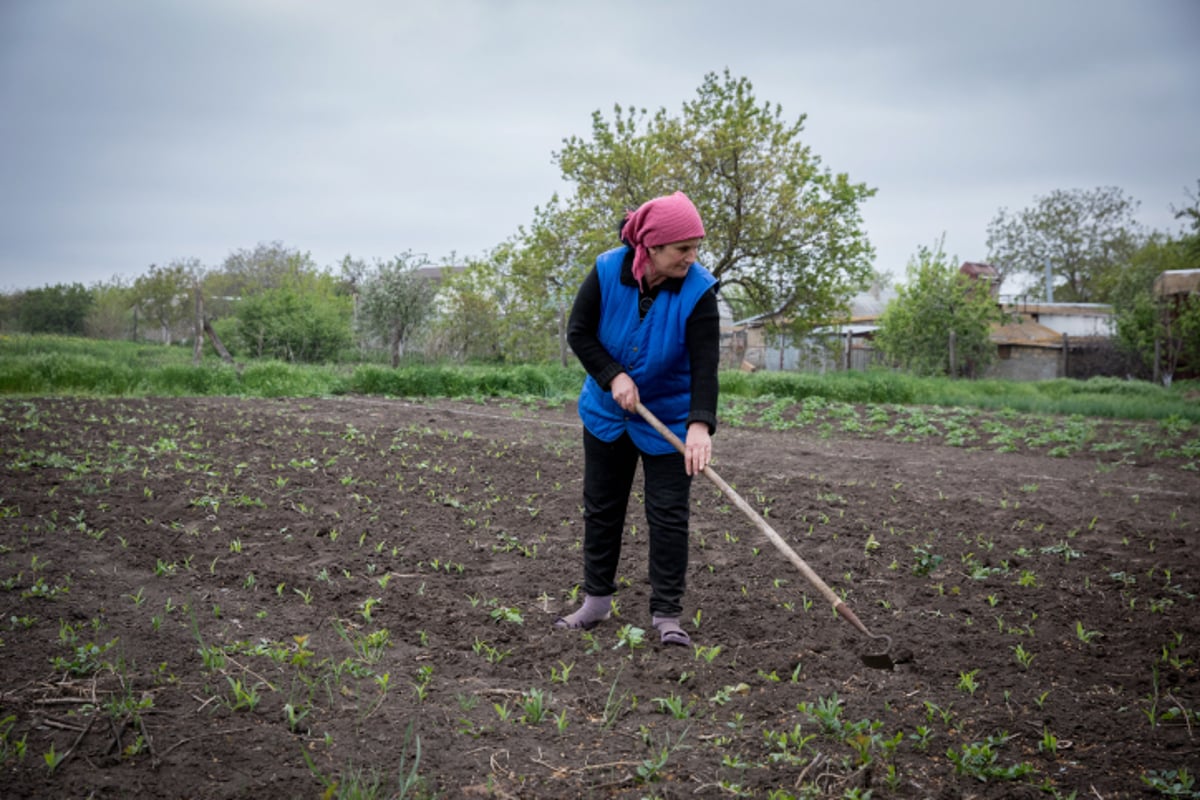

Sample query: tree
[431,259,506,362]
[489,197,601,364]
[84,276,135,340]
[133,260,199,344]
[552,70,875,329]
[338,254,370,348]
[1171,179,1200,264]
[874,239,1004,377]
[357,253,437,367]
[985,186,1144,302]
[1110,232,1199,384]
[231,283,351,363]
[204,242,319,319]
[16,283,94,335]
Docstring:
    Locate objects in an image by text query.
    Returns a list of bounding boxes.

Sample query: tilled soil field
[0,395,1197,799]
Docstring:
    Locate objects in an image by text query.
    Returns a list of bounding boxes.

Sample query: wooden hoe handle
[634,402,874,638]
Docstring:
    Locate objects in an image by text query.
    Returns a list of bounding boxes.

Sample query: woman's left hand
[684,422,712,476]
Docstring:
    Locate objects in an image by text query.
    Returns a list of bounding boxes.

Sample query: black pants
[581,428,693,617]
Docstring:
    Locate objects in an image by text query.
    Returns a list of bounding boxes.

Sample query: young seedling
[1012,644,1036,670]
[957,669,980,696]
[1075,621,1103,645]
[404,664,431,703]
[549,661,574,684]
[520,688,550,724]
[225,677,261,711]
[1038,726,1060,754]
[909,725,933,751]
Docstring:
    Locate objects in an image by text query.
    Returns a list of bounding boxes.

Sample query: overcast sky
[1,0,1197,294]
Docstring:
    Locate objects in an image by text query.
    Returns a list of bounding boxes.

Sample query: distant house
[413,265,467,315]
[984,299,1115,381]
[413,265,467,287]
[721,283,896,372]
[960,262,1000,299]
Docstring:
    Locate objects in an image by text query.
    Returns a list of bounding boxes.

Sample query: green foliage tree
[1116,239,1196,383]
[1108,185,1200,384]
[357,253,438,367]
[431,259,506,362]
[1172,179,1200,264]
[485,197,600,364]
[985,186,1144,302]
[0,287,27,332]
[16,282,94,335]
[460,70,875,362]
[133,260,199,344]
[338,254,370,348]
[84,277,135,340]
[874,240,1004,377]
[203,242,321,320]
[229,268,351,363]
[555,70,876,329]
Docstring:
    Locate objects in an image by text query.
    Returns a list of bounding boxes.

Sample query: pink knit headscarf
[622,191,706,285]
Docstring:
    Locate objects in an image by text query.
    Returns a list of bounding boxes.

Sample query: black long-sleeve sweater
[566,247,721,434]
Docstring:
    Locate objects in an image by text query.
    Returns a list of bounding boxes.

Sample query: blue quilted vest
[577,246,717,455]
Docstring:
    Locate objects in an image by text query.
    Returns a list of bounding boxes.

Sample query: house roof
[413,266,467,284]
[1003,300,1113,317]
[1154,269,1200,297]
[989,316,1064,348]
[960,262,998,279]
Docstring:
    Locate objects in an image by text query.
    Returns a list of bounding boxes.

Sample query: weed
[613,624,647,651]
[488,605,524,625]
[946,732,1033,782]
[602,672,630,730]
[911,545,944,576]
[1141,768,1197,798]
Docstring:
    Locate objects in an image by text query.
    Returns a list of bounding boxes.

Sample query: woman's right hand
[610,372,640,413]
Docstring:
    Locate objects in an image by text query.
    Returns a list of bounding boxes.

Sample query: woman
[554,191,721,647]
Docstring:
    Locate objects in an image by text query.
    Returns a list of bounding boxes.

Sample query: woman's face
[646,238,701,286]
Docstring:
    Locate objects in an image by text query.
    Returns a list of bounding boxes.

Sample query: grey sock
[554,594,612,630]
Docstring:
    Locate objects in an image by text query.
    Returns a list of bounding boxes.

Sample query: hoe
[637,403,905,671]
